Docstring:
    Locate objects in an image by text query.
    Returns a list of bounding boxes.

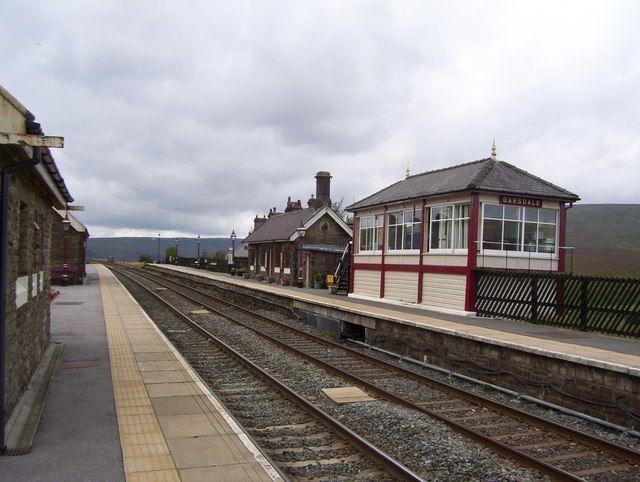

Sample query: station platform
[154,264,640,378]
[1,264,280,482]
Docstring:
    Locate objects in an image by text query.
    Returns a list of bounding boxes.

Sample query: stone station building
[244,172,352,287]
[0,85,73,447]
[51,208,89,285]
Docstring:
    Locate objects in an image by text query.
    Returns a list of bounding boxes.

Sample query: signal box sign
[499,195,543,208]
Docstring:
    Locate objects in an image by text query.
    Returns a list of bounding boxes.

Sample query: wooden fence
[474,269,640,337]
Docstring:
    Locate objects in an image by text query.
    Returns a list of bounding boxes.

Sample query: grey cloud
[2,1,639,238]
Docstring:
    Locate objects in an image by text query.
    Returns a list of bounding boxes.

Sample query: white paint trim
[289,206,353,241]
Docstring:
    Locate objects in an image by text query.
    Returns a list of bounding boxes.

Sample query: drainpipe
[0,147,41,452]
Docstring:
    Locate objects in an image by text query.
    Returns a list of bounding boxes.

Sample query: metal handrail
[474,241,575,273]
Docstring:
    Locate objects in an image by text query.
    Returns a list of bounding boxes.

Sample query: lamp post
[156,233,161,263]
[175,238,179,265]
[62,213,71,285]
[230,229,237,274]
[196,234,201,269]
[297,221,306,288]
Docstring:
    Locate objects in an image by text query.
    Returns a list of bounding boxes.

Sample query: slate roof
[54,208,88,234]
[301,243,345,254]
[346,158,580,211]
[243,208,318,243]
[0,84,74,203]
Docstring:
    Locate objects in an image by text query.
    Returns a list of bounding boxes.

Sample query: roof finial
[491,139,497,160]
[405,162,410,178]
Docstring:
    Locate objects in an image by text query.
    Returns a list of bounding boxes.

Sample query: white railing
[474,241,575,272]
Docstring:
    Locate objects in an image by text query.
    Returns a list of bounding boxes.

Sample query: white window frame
[480,203,558,258]
[357,214,383,254]
[428,203,470,254]
[386,207,422,254]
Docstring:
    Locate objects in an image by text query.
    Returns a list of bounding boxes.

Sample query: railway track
[109,265,421,481]
[132,264,640,481]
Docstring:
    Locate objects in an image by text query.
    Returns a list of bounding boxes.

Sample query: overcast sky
[2,1,639,238]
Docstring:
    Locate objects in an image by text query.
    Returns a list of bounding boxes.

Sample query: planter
[328,286,338,294]
[313,281,322,289]
[280,280,290,286]
[243,273,250,279]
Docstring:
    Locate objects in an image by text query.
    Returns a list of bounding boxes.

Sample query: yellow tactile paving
[127,469,181,482]
[95,265,279,482]
[97,265,179,481]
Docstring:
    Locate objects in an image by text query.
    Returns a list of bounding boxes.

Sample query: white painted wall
[353,269,380,298]
[384,271,419,303]
[422,273,466,311]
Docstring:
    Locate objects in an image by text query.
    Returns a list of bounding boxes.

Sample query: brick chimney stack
[253,215,267,231]
[314,171,332,208]
[285,196,303,212]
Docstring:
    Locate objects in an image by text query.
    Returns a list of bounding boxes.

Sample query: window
[429,204,469,251]
[387,207,422,251]
[482,203,557,253]
[358,214,383,252]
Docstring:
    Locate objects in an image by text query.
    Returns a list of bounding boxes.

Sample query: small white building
[346,155,580,313]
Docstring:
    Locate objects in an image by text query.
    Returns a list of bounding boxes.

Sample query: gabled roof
[54,208,89,235]
[244,206,352,244]
[346,158,580,211]
[244,208,318,243]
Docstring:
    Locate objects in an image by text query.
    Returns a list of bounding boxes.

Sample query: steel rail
[126,267,589,480]
[135,265,640,480]
[109,265,424,482]
[139,266,640,465]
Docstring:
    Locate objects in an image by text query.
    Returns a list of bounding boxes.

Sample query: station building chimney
[314,171,332,208]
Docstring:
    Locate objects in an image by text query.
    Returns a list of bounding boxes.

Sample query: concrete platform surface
[1,264,280,482]
[156,265,640,377]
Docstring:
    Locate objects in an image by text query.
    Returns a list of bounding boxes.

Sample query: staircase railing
[334,241,352,292]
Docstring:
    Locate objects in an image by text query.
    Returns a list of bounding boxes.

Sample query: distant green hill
[87,237,232,261]
[566,204,640,277]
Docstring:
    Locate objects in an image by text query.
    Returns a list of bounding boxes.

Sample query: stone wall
[2,150,54,416]
[367,317,639,429]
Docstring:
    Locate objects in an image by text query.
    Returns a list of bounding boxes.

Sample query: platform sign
[499,195,542,208]
[0,132,64,148]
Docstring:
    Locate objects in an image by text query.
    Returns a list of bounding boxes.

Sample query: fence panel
[475,269,640,337]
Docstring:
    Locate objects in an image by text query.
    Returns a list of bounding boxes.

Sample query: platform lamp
[62,213,71,285]
[156,233,161,263]
[175,238,179,265]
[230,229,237,273]
[196,234,201,268]
[297,221,306,288]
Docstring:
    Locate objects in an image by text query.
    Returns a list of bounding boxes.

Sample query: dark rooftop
[243,208,318,243]
[346,158,579,211]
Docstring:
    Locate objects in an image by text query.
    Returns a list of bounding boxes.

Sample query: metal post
[175,238,178,265]
[229,230,236,274]
[62,214,70,285]
[196,234,201,267]
[156,233,161,263]
[297,221,306,288]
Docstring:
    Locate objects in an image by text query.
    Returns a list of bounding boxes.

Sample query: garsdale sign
[499,195,543,208]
